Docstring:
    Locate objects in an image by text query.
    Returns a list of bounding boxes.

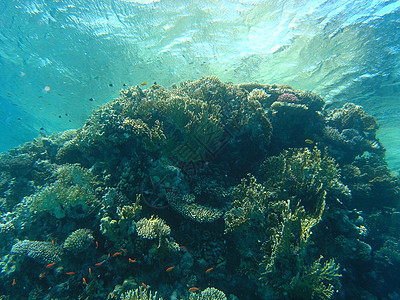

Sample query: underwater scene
[1,1,400,300]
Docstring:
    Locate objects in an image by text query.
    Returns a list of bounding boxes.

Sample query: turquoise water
[1,1,400,299]
[1,0,399,172]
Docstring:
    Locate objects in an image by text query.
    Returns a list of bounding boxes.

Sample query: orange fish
[205,267,214,273]
[128,258,136,263]
[166,266,175,272]
[51,240,55,245]
[88,267,92,275]
[189,287,200,291]
[121,248,126,254]
[112,252,121,257]
[39,272,46,279]
[95,241,99,249]
[83,277,88,285]
[45,262,55,268]
[142,282,148,289]
[95,260,105,266]
[65,272,75,275]
[108,253,111,258]
[140,82,148,86]
[12,278,16,286]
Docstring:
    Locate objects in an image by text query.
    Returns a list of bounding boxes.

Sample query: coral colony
[0,77,399,299]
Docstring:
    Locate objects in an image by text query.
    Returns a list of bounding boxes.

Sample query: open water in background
[0,0,399,172]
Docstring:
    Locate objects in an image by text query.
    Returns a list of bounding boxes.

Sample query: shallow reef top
[0,76,399,300]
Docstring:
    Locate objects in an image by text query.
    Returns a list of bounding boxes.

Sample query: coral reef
[0,76,398,299]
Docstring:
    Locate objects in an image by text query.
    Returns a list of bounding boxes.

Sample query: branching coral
[188,287,227,300]
[120,286,163,300]
[287,256,342,300]
[224,174,268,233]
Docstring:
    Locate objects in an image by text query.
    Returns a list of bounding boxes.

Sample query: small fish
[51,240,55,245]
[108,253,111,258]
[112,252,122,257]
[65,272,75,275]
[88,267,92,275]
[121,248,126,254]
[140,82,148,86]
[95,241,99,249]
[83,277,88,285]
[166,266,175,272]
[142,282,148,289]
[128,258,136,263]
[95,260,105,266]
[205,267,214,273]
[39,272,46,279]
[189,287,200,291]
[305,139,314,144]
[12,278,16,286]
[46,262,55,269]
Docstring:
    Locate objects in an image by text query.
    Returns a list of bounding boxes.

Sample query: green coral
[224,174,268,233]
[63,228,94,254]
[136,215,171,240]
[11,240,63,265]
[120,286,163,300]
[287,256,342,300]
[27,164,99,219]
[188,287,227,300]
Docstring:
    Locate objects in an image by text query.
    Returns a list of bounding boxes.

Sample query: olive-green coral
[120,286,163,300]
[63,228,94,254]
[136,216,171,240]
[288,256,342,300]
[188,287,227,300]
[27,164,98,219]
[224,174,268,233]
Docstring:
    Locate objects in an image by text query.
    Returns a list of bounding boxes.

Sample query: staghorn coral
[188,287,227,300]
[11,240,63,265]
[27,164,99,219]
[63,228,94,254]
[120,286,163,300]
[166,192,223,223]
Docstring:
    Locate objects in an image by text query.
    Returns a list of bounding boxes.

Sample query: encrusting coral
[11,240,63,265]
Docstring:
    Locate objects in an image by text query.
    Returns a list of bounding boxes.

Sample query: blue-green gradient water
[1,0,399,172]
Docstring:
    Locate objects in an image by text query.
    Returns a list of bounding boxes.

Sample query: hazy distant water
[0,0,399,172]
